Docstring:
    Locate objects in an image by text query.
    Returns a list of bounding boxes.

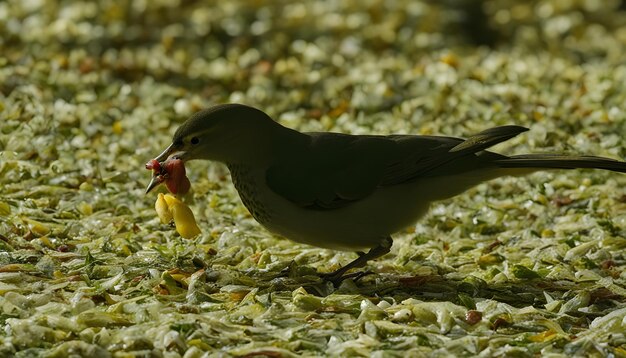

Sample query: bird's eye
[191,137,199,145]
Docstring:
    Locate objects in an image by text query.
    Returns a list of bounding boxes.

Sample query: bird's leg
[323,237,393,284]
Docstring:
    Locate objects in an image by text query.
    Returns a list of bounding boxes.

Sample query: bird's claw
[320,270,373,286]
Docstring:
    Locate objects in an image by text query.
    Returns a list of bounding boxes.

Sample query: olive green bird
[148,104,626,282]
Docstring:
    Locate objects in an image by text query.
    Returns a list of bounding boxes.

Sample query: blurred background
[2,0,626,158]
[2,0,626,122]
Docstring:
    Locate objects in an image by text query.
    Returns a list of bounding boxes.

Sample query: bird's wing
[266,133,398,209]
[380,125,528,185]
[266,126,528,210]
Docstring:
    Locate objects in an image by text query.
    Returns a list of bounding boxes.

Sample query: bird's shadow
[243,262,625,313]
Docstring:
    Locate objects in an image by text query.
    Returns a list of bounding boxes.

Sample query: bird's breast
[227,164,273,225]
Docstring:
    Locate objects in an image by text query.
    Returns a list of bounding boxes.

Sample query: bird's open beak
[145,143,187,194]
[145,175,163,194]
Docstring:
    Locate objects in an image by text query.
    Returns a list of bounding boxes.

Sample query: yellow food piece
[155,194,201,239]
[170,201,202,239]
[155,193,173,224]
[162,193,181,208]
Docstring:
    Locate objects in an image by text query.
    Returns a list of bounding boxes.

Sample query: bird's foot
[351,270,374,282]
[320,270,373,286]
[320,237,392,286]
[319,271,349,286]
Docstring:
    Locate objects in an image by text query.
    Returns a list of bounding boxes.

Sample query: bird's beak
[154,143,176,162]
[145,143,187,194]
[145,175,163,194]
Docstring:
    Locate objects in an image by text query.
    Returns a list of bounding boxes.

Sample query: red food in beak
[146,159,161,171]
[145,158,190,195]
[163,159,191,195]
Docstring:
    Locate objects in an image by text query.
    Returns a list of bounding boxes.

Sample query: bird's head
[153,103,281,164]
[146,103,301,193]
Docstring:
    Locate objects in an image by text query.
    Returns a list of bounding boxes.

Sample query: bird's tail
[495,154,626,173]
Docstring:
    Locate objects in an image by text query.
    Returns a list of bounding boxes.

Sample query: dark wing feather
[266,133,397,209]
[496,154,626,172]
[266,126,528,210]
[380,126,527,184]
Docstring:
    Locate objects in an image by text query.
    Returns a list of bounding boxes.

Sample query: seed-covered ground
[1,1,626,357]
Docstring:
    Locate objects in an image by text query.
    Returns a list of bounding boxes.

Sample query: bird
[147,103,626,283]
